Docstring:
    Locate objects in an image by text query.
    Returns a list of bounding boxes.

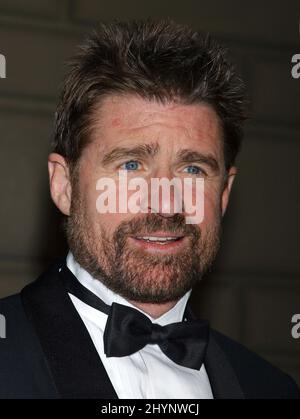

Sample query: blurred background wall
[0,0,299,386]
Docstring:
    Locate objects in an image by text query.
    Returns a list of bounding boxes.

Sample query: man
[0,19,299,399]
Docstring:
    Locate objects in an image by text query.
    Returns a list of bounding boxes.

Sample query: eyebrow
[101,142,160,166]
[175,149,220,174]
[100,142,220,174]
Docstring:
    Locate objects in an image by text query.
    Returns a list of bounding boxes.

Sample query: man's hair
[52,19,247,173]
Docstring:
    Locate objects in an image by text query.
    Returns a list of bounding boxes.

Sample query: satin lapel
[21,260,118,399]
[204,333,245,399]
[185,304,244,399]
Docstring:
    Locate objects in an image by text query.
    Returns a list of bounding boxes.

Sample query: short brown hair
[52,19,247,172]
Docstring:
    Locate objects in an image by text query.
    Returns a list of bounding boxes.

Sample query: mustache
[114,213,200,239]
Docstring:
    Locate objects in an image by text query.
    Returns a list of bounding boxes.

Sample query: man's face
[63,95,235,304]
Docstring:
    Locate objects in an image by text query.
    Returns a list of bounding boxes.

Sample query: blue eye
[121,160,140,171]
[184,165,203,175]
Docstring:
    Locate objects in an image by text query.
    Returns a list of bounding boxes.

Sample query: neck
[128,300,178,319]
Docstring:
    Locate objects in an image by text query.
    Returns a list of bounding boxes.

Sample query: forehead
[89,94,223,155]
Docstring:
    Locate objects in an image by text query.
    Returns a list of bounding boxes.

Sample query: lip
[128,235,188,254]
[132,231,185,238]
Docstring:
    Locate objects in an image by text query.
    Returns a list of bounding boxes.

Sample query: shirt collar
[66,251,192,326]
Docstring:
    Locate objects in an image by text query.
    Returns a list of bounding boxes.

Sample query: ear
[48,153,72,215]
[221,166,237,217]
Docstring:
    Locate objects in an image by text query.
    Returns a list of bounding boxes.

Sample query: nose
[140,167,185,218]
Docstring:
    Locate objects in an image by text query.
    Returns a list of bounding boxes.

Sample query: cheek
[201,184,222,225]
[96,213,131,233]
[92,181,137,235]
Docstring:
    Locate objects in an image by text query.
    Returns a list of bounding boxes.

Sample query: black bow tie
[59,263,209,370]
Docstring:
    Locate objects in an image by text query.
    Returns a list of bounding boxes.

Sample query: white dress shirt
[66,251,213,399]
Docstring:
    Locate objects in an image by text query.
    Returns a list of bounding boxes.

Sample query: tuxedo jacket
[0,259,299,399]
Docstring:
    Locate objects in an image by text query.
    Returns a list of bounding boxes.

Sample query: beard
[65,179,222,304]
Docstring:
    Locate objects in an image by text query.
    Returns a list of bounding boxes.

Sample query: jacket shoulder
[0,292,24,322]
[0,292,58,398]
[211,329,300,399]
